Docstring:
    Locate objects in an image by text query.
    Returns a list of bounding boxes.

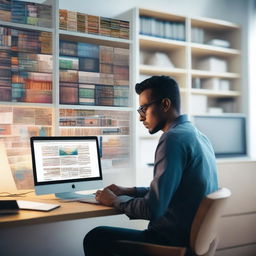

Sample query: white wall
[248,0,256,158]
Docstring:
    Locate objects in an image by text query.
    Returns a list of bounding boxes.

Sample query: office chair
[113,187,231,256]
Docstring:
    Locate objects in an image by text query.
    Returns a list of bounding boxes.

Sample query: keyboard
[78,194,100,204]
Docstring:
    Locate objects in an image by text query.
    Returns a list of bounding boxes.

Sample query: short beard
[148,120,165,134]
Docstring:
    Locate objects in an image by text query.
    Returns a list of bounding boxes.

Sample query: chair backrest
[190,188,231,255]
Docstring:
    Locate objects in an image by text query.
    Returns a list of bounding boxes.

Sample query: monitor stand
[55,192,93,200]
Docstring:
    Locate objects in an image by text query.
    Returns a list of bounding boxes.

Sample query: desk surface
[0,191,119,229]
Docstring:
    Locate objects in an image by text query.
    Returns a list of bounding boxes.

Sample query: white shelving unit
[123,7,243,185]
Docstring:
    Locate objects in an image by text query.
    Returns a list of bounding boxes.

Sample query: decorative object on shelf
[201,78,220,90]
[208,107,223,114]
[206,39,230,48]
[219,79,230,91]
[197,57,228,72]
[142,51,175,67]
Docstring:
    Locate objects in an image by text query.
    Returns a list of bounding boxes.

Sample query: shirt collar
[170,114,189,129]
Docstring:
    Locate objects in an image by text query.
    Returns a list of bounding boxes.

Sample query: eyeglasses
[137,99,162,116]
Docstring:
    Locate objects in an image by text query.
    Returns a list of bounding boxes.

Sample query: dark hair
[135,76,181,113]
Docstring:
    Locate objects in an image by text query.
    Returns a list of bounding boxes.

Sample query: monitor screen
[193,115,247,157]
[30,136,103,199]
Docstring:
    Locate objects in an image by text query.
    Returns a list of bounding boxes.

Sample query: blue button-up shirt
[113,115,218,246]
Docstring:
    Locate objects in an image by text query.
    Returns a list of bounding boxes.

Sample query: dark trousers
[83,226,168,256]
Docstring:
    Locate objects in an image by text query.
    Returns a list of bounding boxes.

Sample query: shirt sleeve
[113,133,186,220]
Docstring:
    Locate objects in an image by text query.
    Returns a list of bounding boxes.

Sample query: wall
[248,0,256,158]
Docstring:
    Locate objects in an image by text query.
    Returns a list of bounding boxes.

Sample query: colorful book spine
[79,84,95,105]
[58,9,129,39]
[59,9,67,30]
[59,83,78,104]
[77,12,87,33]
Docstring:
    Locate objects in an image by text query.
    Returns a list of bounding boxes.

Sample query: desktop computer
[30,136,103,200]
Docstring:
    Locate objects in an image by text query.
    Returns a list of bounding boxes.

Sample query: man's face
[138,89,165,134]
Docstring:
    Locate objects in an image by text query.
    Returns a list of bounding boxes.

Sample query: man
[83,76,218,255]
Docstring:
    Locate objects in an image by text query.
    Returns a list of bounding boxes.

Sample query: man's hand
[107,184,136,196]
[95,188,117,206]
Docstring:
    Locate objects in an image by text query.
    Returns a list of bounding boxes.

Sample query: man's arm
[107,184,149,197]
[96,185,149,205]
[112,134,186,220]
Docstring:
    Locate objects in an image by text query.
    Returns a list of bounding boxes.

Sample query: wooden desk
[0,191,120,229]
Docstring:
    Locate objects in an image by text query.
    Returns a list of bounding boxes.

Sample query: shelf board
[190,43,240,56]
[191,88,240,97]
[59,126,127,129]
[0,102,53,108]
[58,104,133,111]
[139,8,185,22]
[0,20,53,32]
[190,16,240,30]
[140,64,186,76]
[191,70,240,79]
[139,35,186,51]
[59,30,131,48]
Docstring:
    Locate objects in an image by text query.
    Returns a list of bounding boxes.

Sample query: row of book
[60,83,129,107]
[140,16,185,41]
[59,9,129,39]
[0,107,52,131]
[59,109,130,127]
[59,127,128,136]
[59,108,130,122]
[12,53,52,73]
[59,68,129,84]
[59,56,129,72]
[0,69,52,103]
[0,26,52,54]
[0,86,52,103]
[0,0,52,28]
[59,41,129,65]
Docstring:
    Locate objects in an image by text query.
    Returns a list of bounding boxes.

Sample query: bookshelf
[124,7,243,185]
[0,0,134,189]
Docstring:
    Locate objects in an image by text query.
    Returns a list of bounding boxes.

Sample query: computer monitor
[193,115,247,157]
[30,136,103,200]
